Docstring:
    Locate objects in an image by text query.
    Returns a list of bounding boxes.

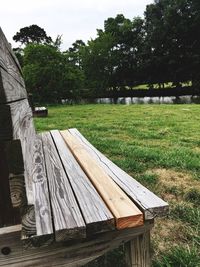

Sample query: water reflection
[95,95,200,104]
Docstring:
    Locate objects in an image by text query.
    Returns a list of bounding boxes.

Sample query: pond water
[62,95,200,105]
[95,95,200,104]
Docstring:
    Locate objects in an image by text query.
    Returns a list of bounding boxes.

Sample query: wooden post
[125,229,151,267]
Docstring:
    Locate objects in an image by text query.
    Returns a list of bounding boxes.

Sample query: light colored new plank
[61,130,143,230]
[68,128,169,220]
[41,132,86,242]
[51,130,114,234]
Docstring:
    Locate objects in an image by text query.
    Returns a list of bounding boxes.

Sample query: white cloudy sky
[0,0,153,50]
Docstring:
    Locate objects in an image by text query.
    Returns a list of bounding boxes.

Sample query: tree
[144,0,200,88]
[13,25,52,45]
[23,44,84,103]
[67,40,86,68]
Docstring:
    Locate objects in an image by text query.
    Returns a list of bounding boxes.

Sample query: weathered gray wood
[32,135,54,237]
[21,205,54,248]
[51,130,115,235]
[0,28,22,72]
[2,99,36,205]
[0,28,24,87]
[41,132,86,242]
[0,100,36,205]
[68,128,169,220]
[125,230,151,267]
[0,222,153,267]
[2,140,28,209]
[21,206,36,239]
[9,173,27,208]
[0,67,27,104]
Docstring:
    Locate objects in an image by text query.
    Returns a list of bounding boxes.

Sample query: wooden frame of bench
[0,27,168,267]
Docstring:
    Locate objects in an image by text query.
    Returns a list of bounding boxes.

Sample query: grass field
[35,104,200,267]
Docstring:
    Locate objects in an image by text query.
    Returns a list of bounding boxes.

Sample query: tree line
[13,0,200,103]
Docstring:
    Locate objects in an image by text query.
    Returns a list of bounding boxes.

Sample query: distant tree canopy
[13,0,200,103]
[13,25,52,45]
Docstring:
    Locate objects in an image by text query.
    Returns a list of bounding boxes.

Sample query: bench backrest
[0,28,36,223]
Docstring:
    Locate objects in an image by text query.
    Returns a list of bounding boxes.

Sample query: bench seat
[20,128,168,247]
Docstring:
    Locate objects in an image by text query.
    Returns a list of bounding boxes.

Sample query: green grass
[35,104,200,174]
[35,104,200,266]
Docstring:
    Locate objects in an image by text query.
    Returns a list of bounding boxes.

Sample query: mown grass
[35,104,200,266]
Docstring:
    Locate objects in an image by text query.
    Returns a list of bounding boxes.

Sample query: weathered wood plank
[51,130,115,235]
[0,100,35,205]
[0,28,24,87]
[0,28,22,73]
[125,230,151,267]
[41,132,86,242]
[68,128,169,220]
[61,130,143,230]
[2,99,36,205]
[32,135,54,237]
[3,140,28,209]
[21,206,36,239]
[21,205,54,248]
[0,67,27,104]
[0,222,153,267]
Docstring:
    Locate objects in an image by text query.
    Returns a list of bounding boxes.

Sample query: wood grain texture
[0,28,24,87]
[125,230,151,267]
[61,130,143,230]
[9,173,27,208]
[0,222,153,267]
[0,100,36,205]
[9,99,36,205]
[32,135,54,237]
[51,130,115,235]
[68,128,169,220]
[21,205,36,239]
[21,205,54,248]
[41,132,86,242]
[0,28,22,73]
[2,140,27,209]
[0,66,27,104]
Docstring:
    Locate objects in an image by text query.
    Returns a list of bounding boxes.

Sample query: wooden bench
[28,93,48,117]
[0,27,169,267]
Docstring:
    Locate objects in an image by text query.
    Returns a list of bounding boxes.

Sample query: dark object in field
[33,107,48,117]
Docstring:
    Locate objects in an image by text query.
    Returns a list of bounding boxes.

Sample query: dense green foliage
[23,44,84,102]
[13,25,52,45]
[13,0,200,102]
[34,104,200,266]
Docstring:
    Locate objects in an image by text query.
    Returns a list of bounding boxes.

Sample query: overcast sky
[0,0,153,50]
